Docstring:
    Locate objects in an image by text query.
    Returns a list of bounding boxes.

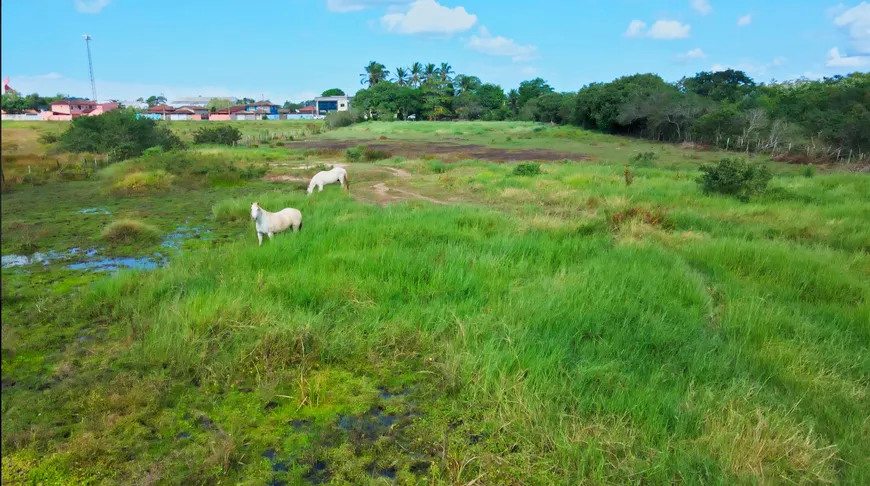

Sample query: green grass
[101,219,162,244]
[2,121,869,485]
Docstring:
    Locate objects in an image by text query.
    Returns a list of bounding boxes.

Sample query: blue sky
[1,0,868,103]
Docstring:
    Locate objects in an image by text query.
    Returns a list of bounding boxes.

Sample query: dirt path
[285,139,589,162]
[372,183,447,205]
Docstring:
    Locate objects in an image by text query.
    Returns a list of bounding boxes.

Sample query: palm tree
[409,62,422,87]
[508,89,519,115]
[438,63,454,82]
[360,61,390,87]
[423,63,438,84]
[395,67,409,87]
[454,75,481,94]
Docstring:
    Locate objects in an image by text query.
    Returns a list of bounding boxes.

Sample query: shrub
[801,165,816,178]
[345,144,391,162]
[326,109,363,129]
[37,132,60,145]
[112,170,175,194]
[192,125,242,146]
[624,165,634,186]
[697,158,773,201]
[631,152,658,167]
[101,219,161,244]
[60,109,184,159]
[513,163,541,176]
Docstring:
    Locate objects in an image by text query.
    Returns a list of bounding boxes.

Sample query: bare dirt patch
[371,183,447,205]
[286,140,589,162]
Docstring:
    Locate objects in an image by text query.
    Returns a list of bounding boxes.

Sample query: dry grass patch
[101,219,161,244]
[696,402,839,484]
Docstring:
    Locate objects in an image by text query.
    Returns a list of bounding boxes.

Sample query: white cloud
[834,2,870,54]
[625,19,691,39]
[691,0,712,16]
[624,20,647,38]
[710,56,787,75]
[737,13,752,26]
[521,66,538,75]
[74,0,110,14]
[465,26,538,61]
[5,73,316,104]
[326,0,411,13]
[676,48,708,62]
[380,0,476,35]
[825,46,870,67]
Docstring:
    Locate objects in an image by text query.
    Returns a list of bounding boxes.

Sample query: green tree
[394,67,409,87]
[206,98,234,113]
[144,95,167,107]
[409,62,423,87]
[60,108,183,159]
[423,63,438,84]
[454,75,482,95]
[360,61,390,87]
[1,90,30,113]
[517,78,553,112]
[438,62,454,82]
[321,88,346,96]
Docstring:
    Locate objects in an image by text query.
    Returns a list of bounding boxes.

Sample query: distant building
[39,99,120,120]
[314,96,351,115]
[169,96,237,108]
[146,104,203,120]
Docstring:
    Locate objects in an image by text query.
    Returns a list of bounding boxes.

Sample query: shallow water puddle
[66,256,162,272]
[2,248,95,268]
[78,207,111,215]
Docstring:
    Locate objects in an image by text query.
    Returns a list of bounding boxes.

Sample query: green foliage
[801,165,816,178]
[512,162,541,176]
[697,158,773,201]
[192,125,243,145]
[345,144,391,162]
[325,109,363,129]
[631,151,658,167]
[321,88,346,96]
[36,132,59,145]
[59,109,184,159]
[624,165,634,186]
[111,170,175,194]
[100,219,161,243]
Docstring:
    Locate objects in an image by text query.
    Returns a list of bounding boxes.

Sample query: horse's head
[250,202,261,220]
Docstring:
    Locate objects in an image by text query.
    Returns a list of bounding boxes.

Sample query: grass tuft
[100,219,161,244]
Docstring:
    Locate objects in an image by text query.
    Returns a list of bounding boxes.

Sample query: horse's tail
[344,173,350,192]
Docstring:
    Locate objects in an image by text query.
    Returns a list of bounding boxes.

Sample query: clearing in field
[2,120,868,485]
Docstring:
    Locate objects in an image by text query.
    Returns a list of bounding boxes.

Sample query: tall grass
[85,189,870,483]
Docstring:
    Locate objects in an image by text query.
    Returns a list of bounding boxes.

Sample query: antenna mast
[83,35,97,101]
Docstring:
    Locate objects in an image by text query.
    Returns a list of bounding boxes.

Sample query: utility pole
[83,35,97,101]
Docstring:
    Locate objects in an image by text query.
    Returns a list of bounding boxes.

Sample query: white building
[314,96,352,115]
[169,96,237,108]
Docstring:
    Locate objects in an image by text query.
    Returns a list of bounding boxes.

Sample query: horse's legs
[318,183,324,192]
[257,232,263,246]
[267,232,274,240]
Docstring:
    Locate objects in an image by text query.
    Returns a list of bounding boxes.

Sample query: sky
[1,0,868,103]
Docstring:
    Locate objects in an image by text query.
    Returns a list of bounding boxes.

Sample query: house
[314,96,351,115]
[40,99,120,120]
[297,106,316,114]
[146,104,202,120]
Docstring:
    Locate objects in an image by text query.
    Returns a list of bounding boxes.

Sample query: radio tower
[83,35,97,101]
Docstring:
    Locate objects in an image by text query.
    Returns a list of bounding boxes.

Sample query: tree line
[351,61,870,161]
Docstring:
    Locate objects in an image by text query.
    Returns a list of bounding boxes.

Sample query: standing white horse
[250,202,302,246]
[307,167,349,194]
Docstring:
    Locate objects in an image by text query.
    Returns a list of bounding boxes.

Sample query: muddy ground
[285,139,590,162]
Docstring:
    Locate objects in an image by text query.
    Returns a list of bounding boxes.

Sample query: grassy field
[2,121,869,485]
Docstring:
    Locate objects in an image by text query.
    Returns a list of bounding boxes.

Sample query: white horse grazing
[250,202,302,246]
[307,167,349,194]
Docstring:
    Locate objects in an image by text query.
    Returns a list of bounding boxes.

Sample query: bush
[101,219,161,244]
[345,144,391,162]
[697,158,772,201]
[326,109,363,129]
[112,170,175,194]
[60,109,184,159]
[631,152,658,167]
[37,132,60,145]
[801,165,816,178]
[513,163,541,176]
[624,165,634,186]
[192,125,242,145]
